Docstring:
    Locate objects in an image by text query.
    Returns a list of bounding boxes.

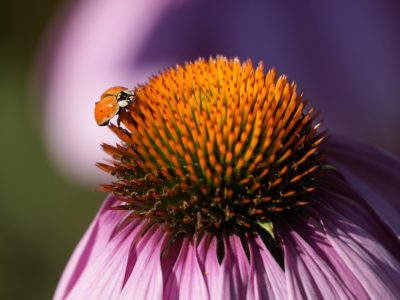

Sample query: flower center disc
[98,56,325,234]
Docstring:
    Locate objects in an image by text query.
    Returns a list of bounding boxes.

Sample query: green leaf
[258,221,275,239]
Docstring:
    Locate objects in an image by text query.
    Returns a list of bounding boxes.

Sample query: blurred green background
[0,1,103,299]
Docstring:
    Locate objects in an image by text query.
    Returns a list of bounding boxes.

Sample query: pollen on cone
[98,56,324,233]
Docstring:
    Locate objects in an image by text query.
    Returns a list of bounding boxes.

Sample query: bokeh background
[1,0,400,299]
[1,1,101,299]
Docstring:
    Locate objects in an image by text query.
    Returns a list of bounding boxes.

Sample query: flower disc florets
[98,56,325,234]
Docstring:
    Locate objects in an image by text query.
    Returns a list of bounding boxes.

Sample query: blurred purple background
[37,0,400,185]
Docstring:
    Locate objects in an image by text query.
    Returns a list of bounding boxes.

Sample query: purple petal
[119,226,166,300]
[54,195,130,299]
[313,191,400,298]
[164,237,210,300]
[246,235,286,300]
[278,179,400,299]
[197,235,222,299]
[279,219,358,299]
[219,235,250,300]
[324,135,400,236]
[64,218,147,299]
[315,180,399,260]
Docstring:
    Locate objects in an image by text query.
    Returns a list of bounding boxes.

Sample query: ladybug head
[116,90,135,107]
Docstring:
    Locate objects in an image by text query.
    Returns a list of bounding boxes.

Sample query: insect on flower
[94,86,136,126]
[56,57,400,300]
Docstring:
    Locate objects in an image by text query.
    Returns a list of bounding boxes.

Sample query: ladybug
[94,86,136,126]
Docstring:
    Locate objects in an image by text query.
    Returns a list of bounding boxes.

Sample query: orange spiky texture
[98,56,325,233]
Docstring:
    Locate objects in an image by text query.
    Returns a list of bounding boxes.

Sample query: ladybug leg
[117,108,128,128]
[117,109,123,127]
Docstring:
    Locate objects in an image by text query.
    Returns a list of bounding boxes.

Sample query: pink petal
[316,181,399,259]
[219,235,250,300]
[314,193,400,298]
[279,219,357,299]
[54,195,130,299]
[65,219,147,299]
[197,235,222,298]
[324,135,400,236]
[278,180,400,299]
[246,235,286,300]
[164,237,209,300]
[119,226,167,300]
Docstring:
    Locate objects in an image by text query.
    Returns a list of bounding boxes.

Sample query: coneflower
[54,57,400,299]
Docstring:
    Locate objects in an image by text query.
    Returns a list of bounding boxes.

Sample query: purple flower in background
[36,0,400,185]
[54,57,400,299]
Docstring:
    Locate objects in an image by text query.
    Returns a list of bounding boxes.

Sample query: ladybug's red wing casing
[101,86,127,98]
[94,96,120,126]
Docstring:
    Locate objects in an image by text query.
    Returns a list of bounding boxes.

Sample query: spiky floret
[97,56,325,234]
